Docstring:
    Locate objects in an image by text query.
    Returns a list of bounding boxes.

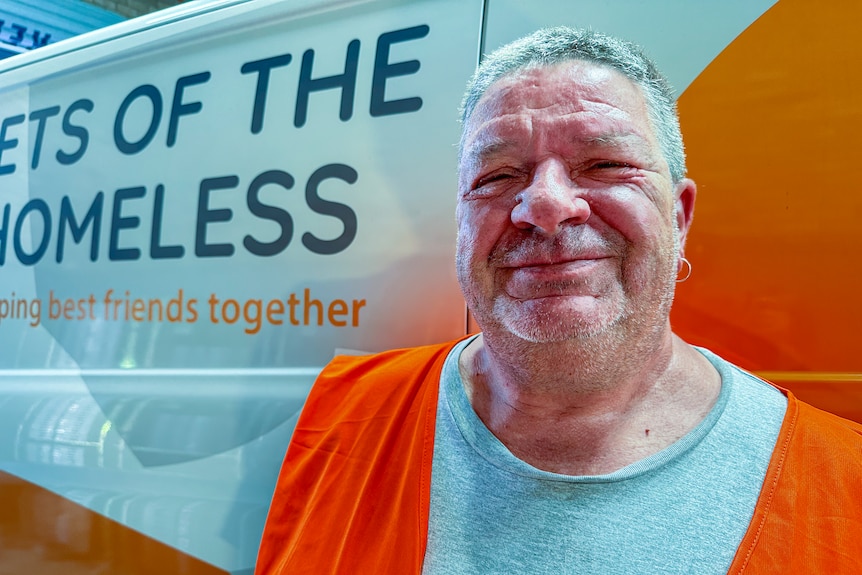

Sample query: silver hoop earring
[676,257,692,283]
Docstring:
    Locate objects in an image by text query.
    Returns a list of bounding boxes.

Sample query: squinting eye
[475,172,514,189]
[593,161,633,169]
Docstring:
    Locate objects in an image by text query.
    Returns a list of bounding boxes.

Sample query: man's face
[456,61,695,345]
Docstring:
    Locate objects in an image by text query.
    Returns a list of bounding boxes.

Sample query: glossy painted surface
[672,0,862,420]
[0,0,859,572]
[0,470,228,575]
[0,0,481,571]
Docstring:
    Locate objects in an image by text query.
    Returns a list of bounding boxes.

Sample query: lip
[505,258,609,283]
[500,255,612,270]
[499,256,614,300]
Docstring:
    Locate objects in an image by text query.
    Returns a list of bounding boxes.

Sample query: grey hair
[459,27,686,183]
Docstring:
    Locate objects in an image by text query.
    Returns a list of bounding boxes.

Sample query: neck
[478,314,672,394]
[459,326,720,475]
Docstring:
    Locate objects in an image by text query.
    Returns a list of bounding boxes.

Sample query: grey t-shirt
[422,339,787,575]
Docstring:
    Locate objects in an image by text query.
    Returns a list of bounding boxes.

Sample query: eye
[472,169,521,193]
[591,161,633,170]
[476,172,513,188]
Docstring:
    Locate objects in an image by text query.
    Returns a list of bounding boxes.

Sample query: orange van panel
[0,470,228,575]
[673,0,862,422]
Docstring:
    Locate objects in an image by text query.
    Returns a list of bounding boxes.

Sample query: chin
[492,298,626,344]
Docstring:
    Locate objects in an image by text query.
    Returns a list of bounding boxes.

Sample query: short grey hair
[459,27,686,183]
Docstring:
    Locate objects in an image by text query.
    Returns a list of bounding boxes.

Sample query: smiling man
[453,52,714,478]
[256,27,862,575]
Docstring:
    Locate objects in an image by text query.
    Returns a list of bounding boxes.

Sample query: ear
[674,178,697,253]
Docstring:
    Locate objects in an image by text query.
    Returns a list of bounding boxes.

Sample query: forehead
[462,61,657,162]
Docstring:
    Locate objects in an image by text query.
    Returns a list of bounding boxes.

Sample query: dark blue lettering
[370,25,428,117]
[150,184,184,259]
[241,54,292,134]
[109,186,145,260]
[195,176,238,257]
[57,99,94,166]
[0,204,9,265]
[0,114,25,176]
[14,199,51,265]
[114,85,162,155]
[295,39,360,127]
[29,106,60,170]
[244,170,294,256]
[31,30,51,48]
[9,24,24,46]
[302,164,357,255]
[57,193,103,262]
[167,72,211,147]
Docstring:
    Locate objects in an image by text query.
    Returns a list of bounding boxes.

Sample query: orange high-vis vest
[255,340,862,574]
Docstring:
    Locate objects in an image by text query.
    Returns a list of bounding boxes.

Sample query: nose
[510,158,591,235]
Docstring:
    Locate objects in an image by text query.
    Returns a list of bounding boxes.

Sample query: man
[255,27,862,574]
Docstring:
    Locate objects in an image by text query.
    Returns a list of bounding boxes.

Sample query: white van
[2,0,858,572]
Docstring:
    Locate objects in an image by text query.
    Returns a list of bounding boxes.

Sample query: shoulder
[320,339,463,384]
[767,389,862,489]
[695,346,862,454]
[728,391,862,573]
[304,337,468,419]
[789,396,862,448]
[316,338,466,392]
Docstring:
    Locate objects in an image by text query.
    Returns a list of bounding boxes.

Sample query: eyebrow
[461,138,516,169]
[462,130,647,169]
[585,130,646,147]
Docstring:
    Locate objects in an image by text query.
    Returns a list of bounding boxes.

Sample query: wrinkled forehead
[460,61,655,165]
[481,62,629,109]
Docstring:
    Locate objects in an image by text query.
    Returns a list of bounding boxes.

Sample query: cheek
[456,202,509,259]
[587,187,673,246]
